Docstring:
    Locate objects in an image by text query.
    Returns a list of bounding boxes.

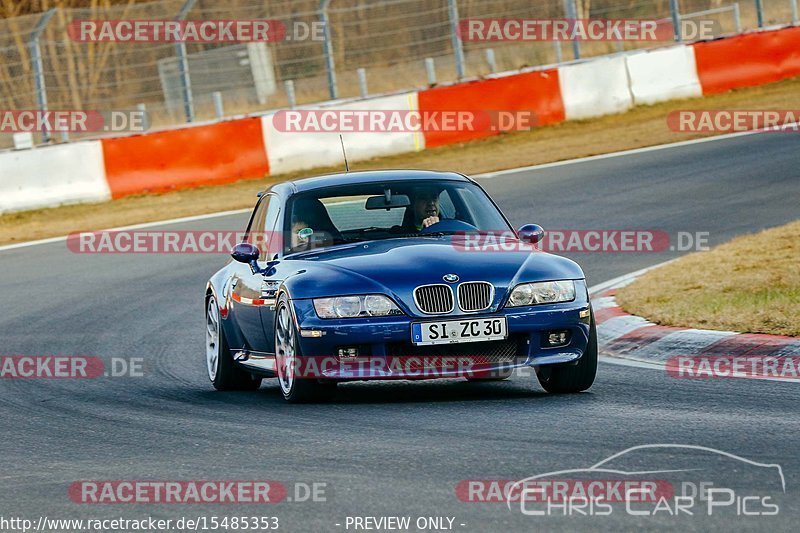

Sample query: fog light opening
[545,330,570,347]
[337,347,359,359]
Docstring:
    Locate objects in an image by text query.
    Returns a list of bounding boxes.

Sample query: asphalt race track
[1,132,799,531]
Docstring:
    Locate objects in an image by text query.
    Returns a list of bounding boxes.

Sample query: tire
[536,314,598,394]
[274,294,337,403]
[465,368,514,381]
[206,294,262,391]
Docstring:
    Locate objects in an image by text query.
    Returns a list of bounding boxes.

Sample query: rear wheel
[275,294,336,403]
[536,315,597,393]
[206,295,261,391]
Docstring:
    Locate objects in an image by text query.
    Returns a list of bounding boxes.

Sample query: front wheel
[274,294,336,403]
[536,315,597,393]
[206,295,261,391]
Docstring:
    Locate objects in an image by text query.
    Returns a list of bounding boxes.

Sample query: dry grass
[2,75,800,246]
[616,220,800,337]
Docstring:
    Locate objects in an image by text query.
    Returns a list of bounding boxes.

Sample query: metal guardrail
[679,4,742,36]
[0,0,796,149]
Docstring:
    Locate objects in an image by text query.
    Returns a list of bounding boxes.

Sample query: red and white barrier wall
[0,141,110,213]
[625,45,702,104]
[693,25,800,93]
[559,55,633,119]
[1,25,799,214]
[101,117,268,199]
[262,92,423,175]
[418,69,565,147]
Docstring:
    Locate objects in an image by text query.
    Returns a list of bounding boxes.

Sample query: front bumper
[289,287,592,381]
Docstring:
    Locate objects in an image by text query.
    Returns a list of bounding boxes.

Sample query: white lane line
[597,316,655,345]
[588,259,676,296]
[0,126,778,254]
[589,296,616,311]
[0,208,250,253]
[623,328,738,362]
[774,342,800,357]
[600,354,800,384]
[599,355,663,371]
[477,128,789,179]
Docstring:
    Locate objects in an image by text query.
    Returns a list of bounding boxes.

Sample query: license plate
[411,317,507,346]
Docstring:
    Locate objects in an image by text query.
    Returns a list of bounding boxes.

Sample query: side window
[246,195,281,259]
[438,190,456,219]
[246,196,270,237]
[262,196,282,259]
[264,196,281,233]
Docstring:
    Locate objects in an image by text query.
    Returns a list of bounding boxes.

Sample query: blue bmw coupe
[205,170,596,402]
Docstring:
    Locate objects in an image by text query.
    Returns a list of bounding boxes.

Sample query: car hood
[282,237,584,316]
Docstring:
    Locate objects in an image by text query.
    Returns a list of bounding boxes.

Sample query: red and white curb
[591,265,800,382]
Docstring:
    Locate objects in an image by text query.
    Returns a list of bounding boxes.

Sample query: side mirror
[518,224,545,244]
[231,242,260,264]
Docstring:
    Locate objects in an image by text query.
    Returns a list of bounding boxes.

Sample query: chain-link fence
[1,0,798,149]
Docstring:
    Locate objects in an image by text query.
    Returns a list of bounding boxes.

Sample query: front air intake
[457,281,494,312]
[413,284,454,314]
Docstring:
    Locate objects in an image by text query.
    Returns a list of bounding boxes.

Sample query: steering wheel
[419,219,478,234]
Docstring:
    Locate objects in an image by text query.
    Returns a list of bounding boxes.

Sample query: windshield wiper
[349,227,384,234]
[419,231,459,237]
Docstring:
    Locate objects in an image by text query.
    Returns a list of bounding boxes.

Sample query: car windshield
[283,180,511,255]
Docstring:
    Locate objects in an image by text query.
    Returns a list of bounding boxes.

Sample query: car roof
[267,169,471,196]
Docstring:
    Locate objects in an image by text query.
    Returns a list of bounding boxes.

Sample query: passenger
[289,197,340,251]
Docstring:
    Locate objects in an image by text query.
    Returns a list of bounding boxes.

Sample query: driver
[409,187,441,230]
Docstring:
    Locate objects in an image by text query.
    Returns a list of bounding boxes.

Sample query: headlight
[313,295,403,318]
[506,280,575,307]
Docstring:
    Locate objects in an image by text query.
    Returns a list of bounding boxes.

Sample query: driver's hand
[422,216,440,228]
